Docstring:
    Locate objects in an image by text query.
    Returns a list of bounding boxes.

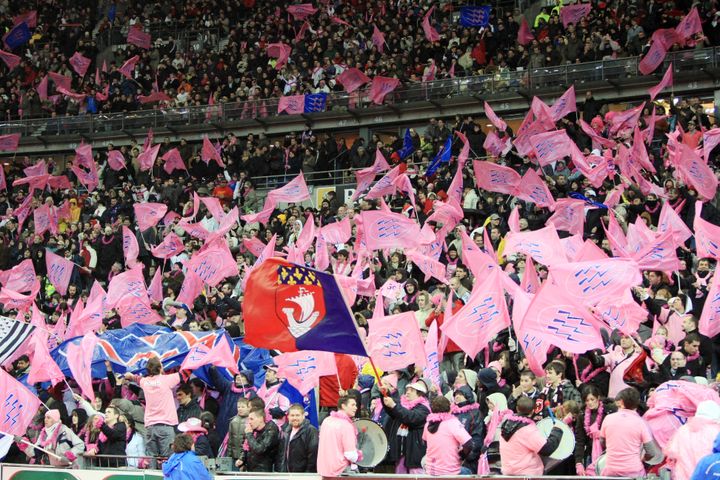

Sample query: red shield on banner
[275,264,326,338]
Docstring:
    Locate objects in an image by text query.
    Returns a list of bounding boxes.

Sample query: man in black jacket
[276,404,318,472]
[176,383,202,425]
[245,408,280,472]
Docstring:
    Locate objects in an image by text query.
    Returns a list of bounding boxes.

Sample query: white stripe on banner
[0,316,35,366]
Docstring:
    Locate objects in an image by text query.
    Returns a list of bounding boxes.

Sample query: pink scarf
[483,408,511,446]
[426,412,454,423]
[230,384,257,396]
[451,402,479,414]
[584,402,604,472]
[400,395,431,411]
[38,423,62,449]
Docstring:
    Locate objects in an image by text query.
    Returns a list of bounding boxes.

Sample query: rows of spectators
[2,0,718,122]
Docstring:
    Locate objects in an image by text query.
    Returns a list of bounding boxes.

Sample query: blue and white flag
[304,93,327,113]
[459,6,491,27]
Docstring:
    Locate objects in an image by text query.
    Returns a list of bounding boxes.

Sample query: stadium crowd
[1,0,718,120]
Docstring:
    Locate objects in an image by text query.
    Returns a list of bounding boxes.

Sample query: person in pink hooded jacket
[665,401,720,480]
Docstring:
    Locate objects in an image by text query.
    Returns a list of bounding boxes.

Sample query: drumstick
[547,407,557,424]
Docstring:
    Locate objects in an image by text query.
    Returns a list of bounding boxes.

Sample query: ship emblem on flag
[277,265,326,338]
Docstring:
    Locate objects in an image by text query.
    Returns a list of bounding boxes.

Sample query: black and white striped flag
[0,316,35,366]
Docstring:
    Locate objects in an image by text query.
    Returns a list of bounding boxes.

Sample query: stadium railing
[0,46,716,138]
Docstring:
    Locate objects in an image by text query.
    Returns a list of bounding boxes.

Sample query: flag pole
[366,357,388,398]
[1,432,64,460]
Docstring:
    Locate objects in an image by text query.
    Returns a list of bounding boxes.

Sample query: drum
[355,419,388,468]
[596,453,607,475]
[536,418,576,460]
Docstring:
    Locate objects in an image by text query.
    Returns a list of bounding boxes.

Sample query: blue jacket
[691,432,720,480]
[162,451,211,480]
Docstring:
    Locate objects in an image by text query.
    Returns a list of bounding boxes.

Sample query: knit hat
[477,368,498,389]
[453,385,475,403]
[696,401,720,421]
[460,369,478,390]
[45,409,61,423]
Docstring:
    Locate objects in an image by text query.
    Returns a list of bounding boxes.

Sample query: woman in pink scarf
[573,385,616,475]
[382,380,431,474]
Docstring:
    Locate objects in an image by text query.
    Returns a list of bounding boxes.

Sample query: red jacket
[319,354,358,407]
[425,299,464,354]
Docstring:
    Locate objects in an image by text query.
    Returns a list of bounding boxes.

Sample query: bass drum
[536,418,576,460]
[355,419,388,468]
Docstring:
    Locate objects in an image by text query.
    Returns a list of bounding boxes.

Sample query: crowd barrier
[0,464,635,480]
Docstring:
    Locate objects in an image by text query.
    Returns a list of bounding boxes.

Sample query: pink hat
[488,361,502,373]
[178,418,207,434]
[45,409,61,423]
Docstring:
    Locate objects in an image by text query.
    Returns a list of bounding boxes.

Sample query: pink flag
[675,7,703,42]
[406,249,447,283]
[267,172,310,204]
[0,259,37,293]
[530,129,574,166]
[549,258,642,307]
[267,42,292,70]
[122,226,139,268]
[518,17,534,45]
[138,143,160,171]
[278,95,305,114]
[639,40,668,75]
[521,257,541,294]
[116,294,162,328]
[549,85,576,121]
[579,119,615,149]
[610,102,646,136]
[657,200,692,246]
[138,91,172,104]
[162,148,186,174]
[0,49,20,70]
[674,143,718,200]
[547,198,586,235]
[0,164,5,191]
[0,368,42,436]
[107,150,126,171]
[632,231,681,273]
[13,10,37,28]
[595,291,649,336]
[441,269,511,358]
[275,350,337,395]
[331,16,351,26]
[372,24,385,53]
[69,52,91,77]
[484,101,507,131]
[699,273,720,338]
[703,128,720,162]
[422,7,441,42]
[49,72,71,91]
[503,225,566,266]
[560,3,591,27]
[147,268,163,303]
[365,165,400,199]
[315,234,330,271]
[473,160,521,195]
[187,239,239,287]
[337,68,371,93]
[368,310,426,371]
[201,135,225,167]
[67,333,98,400]
[648,64,673,101]
[176,268,204,306]
[45,250,74,296]
[423,322,441,391]
[0,288,34,311]
[321,217,352,244]
[36,75,48,100]
[369,76,400,105]
[360,210,423,251]
[0,133,20,151]
[521,281,606,353]
[127,26,152,49]
[119,55,139,79]
[286,3,318,20]
[151,232,185,259]
[353,170,376,200]
[241,203,276,225]
[27,330,64,386]
[243,237,267,257]
[133,202,167,232]
[575,239,609,262]
[483,131,512,158]
[515,168,556,208]
[694,202,720,259]
[181,337,239,374]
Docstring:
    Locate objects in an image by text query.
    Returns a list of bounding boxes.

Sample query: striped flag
[0,315,35,366]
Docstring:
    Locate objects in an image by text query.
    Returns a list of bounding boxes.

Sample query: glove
[93,415,104,429]
[16,438,29,452]
[65,451,77,462]
[576,463,586,476]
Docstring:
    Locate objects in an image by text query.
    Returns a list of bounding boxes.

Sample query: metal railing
[1,46,716,138]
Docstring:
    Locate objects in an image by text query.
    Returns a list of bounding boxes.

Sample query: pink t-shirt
[600,409,652,477]
[140,372,181,426]
[499,423,547,475]
[603,348,640,399]
[317,413,357,477]
[422,416,472,475]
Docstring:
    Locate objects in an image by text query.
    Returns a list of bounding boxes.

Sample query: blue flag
[3,22,31,50]
[459,6,492,27]
[304,93,327,113]
[426,135,453,175]
[398,128,415,160]
[108,4,117,21]
[279,380,319,428]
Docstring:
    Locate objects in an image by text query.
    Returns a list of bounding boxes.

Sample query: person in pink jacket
[499,396,563,475]
[317,395,362,477]
[665,401,720,480]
